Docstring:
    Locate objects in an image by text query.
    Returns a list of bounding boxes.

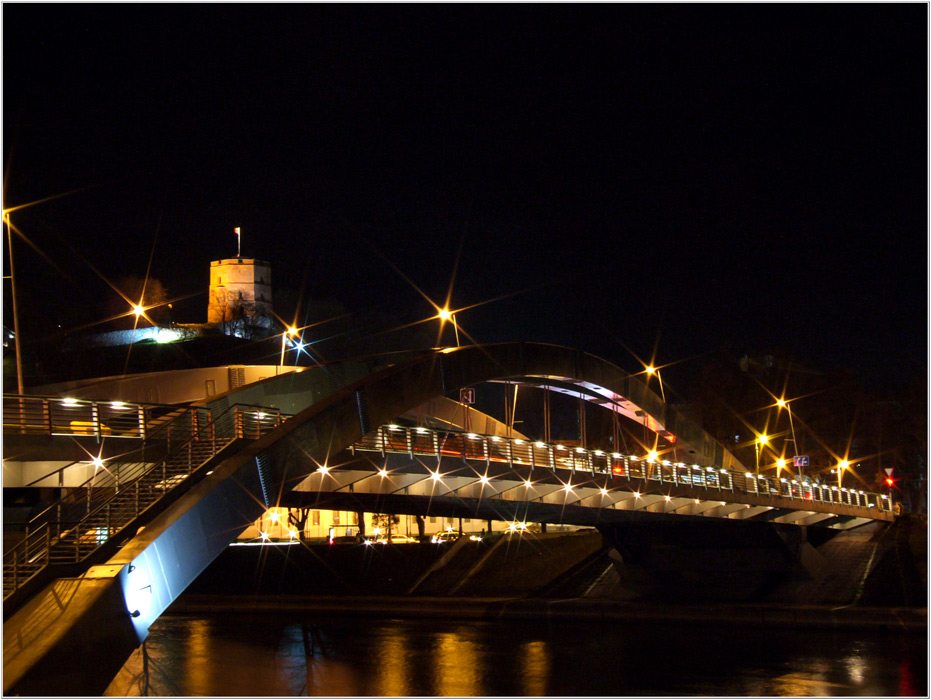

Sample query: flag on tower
[234,227,241,257]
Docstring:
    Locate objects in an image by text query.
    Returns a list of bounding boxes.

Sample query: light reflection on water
[111,613,926,696]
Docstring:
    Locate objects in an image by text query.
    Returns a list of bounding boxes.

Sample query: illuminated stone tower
[207,258,273,335]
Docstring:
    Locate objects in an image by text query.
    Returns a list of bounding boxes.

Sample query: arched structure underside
[2,344,890,696]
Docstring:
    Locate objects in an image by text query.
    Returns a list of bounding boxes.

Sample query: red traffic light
[885,477,894,486]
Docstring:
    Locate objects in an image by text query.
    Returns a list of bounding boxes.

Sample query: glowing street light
[777,397,801,477]
[755,434,768,476]
[646,365,666,403]
[838,459,849,488]
[278,326,299,368]
[776,458,786,477]
[438,307,460,347]
[3,210,24,394]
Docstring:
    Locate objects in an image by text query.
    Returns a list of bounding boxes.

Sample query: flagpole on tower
[235,227,241,257]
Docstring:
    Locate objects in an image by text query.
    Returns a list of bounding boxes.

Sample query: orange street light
[438,307,459,347]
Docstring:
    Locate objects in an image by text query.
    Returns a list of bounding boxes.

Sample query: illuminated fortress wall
[207,258,273,326]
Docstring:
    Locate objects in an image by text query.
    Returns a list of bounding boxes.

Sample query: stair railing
[3,404,282,600]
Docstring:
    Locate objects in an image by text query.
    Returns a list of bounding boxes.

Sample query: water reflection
[432,629,482,696]
[373,626,408,696]
[113,614,926,697]
[519,639,550,696]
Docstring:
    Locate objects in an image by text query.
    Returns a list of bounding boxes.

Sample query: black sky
[3,5,927,395]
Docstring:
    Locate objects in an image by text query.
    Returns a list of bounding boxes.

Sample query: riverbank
[168,593,926,634]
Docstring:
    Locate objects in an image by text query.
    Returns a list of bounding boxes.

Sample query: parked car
[330,535,364,545]
[431,531,460,543]
[383,534,419,544]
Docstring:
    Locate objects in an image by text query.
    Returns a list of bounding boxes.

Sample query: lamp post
[777,398,801,477]
[4,211,24,394]
[838,459,849,489]
[646,365,665,403]
[439,308,459,347]
[279,326,298,369]
[755,434,768,476]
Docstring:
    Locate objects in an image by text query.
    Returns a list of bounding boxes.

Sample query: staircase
[2,403,282,612]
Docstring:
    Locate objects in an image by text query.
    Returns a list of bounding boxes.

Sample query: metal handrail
[3,394,188,439]
[3,404,283,600]
[354,424,894,515]
[20,405,208,531]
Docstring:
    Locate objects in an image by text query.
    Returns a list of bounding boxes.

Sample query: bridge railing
[2,394,191,440]
[354,424,893,515]
[3,403,283,602]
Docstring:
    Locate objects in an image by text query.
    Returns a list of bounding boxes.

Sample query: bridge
[2,342,894,695]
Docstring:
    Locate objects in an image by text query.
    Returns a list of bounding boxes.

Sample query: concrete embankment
[170,521,927,633]
[168,593,926,633]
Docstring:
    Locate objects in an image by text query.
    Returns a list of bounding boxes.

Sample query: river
[111,612,926,696]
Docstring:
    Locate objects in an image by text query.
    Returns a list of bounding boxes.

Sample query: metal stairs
[3,402,282,615]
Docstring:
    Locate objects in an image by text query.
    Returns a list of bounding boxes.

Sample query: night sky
[3,6,927,397]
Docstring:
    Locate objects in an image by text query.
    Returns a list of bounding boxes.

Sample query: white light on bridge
[633,491,640,499]
[430,471,442,482]
[62,397,79,406]
[378,468,389,478]
[664,495,671,502]
[600,488,609,496]
[479,475,490,485]
[564,483,574,493]
[524,479,533,488]
[317,466,330,475]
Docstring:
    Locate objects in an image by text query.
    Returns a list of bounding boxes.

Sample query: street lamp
[755,434,768,475]
[776,457,786,477]
[646,365,666,403]
[777,398,801,477]
[838,459,849,489]
[279,326,298,368]
[439,307,460,347]
[4,210,24,394]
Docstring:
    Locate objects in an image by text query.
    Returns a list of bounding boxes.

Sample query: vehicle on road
[431,531,460,543]
[330,535,365,545]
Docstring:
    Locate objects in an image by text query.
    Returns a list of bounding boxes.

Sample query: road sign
[884,468,894,476]
[793,455,810,468]
[460,387,475,405]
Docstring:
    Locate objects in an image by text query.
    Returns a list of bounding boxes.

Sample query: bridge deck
[315,425,893,527]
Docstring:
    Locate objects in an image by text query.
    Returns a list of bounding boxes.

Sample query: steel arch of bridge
[268,342,741,481]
